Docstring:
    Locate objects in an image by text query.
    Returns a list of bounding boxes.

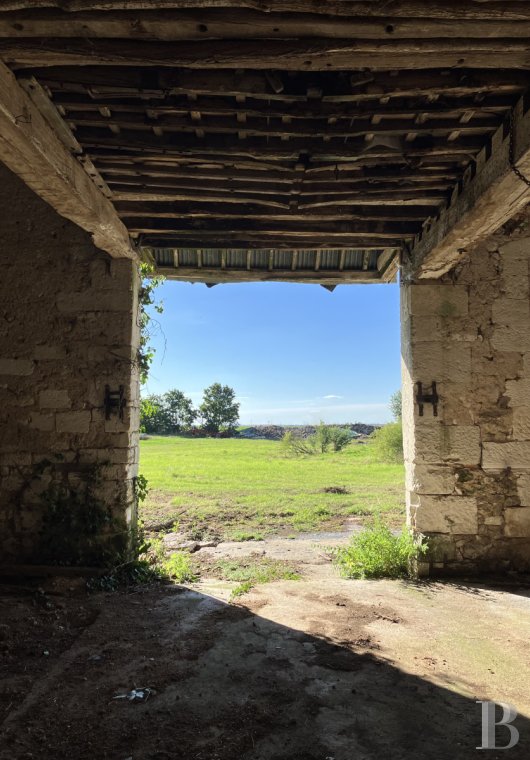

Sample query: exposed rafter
[411,96,530,277]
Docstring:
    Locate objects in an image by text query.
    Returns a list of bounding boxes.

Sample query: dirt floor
[1,532,530,760]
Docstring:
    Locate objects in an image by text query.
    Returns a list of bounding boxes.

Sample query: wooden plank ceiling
[1,2,530,284]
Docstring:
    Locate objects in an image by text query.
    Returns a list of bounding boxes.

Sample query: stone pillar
[0,164,140,566]
[402,215,530,574]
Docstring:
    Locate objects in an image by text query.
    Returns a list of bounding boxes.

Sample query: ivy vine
[138,261,165,385]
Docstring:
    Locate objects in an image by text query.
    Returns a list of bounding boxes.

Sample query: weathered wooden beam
[3,9,530,41]
[113,200,434,222]
[98,162,461,184]
[153,264,382,286]
[17,74,112,197]
[63,112,500,140]
[125,217,412,238]
[112,187,446,206]
[35,67,529,104]
[104,173,456,197]
[53,94,517,122]
[3,2,530,22]
[0,59,134,258]
[411,97,530,278]
[4,38,530,70]
[74,128,486,160]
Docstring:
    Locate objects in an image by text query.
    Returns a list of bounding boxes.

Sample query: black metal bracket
[104,385,126,421]
[415,381,439,417]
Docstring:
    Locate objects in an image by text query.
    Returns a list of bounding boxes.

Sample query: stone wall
[0,164,140,564]
[402,212,530,574]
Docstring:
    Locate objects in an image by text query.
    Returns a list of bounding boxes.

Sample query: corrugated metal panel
[150,247,387,273]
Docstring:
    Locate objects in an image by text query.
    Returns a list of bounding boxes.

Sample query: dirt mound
[237,423,377,440]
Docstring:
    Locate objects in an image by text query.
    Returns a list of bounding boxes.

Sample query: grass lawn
[139,436,405,540]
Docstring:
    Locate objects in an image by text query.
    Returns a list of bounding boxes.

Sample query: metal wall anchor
[104,385,126,421]
[415,381,439,417]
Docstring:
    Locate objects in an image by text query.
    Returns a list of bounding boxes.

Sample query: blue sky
[144,280,401,425]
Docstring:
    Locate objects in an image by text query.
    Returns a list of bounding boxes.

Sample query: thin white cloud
[323,394,343,400]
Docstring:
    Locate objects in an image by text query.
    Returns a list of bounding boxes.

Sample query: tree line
[140,383,240,435]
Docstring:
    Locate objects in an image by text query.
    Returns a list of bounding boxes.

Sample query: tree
[140,390,197,434]
[164,389,197,432]
[140,394,167,434]
[199,383,240,433]
[390,389,402,421]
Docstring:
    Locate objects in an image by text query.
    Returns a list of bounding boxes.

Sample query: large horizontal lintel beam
[113,200,434,222]
[3,38,530,70]
[2,2,530,21]
[153,264,382,286]
[0,59,134,258]
[411,96,530,278]
[121,216,416,237]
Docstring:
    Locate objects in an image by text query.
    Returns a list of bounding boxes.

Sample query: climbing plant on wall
[138,261,164,384]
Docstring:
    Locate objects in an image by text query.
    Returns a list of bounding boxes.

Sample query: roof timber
[4,38,530,71]
[412,95,530,277]
[3,1,530,21]
[0,4,529,282]
[0,59,134,258]
[31,67,530,102]
[4,9,530,41]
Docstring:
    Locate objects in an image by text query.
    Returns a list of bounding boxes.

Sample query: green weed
[334,521,428,579]
[163,551,198,583]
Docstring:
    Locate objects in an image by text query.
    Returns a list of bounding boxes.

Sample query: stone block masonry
[0,164,140,564]
[402,211,530,574]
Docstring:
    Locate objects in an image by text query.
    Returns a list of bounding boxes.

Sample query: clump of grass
[212,556,300,597]
[228,530,264,542]
[334,520,427,579]
[231,580,254,597]
[163,551,198,583]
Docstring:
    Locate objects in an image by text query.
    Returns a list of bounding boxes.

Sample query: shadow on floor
[0,582,529,760]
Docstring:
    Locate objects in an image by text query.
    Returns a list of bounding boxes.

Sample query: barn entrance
[0,3,530,573]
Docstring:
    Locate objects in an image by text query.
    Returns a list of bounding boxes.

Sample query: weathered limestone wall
[402,213,530,574]
[0,164,140,564]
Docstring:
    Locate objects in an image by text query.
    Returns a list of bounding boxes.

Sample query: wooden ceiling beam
[113,200,431,223]
[4,38,530,70]
[53,94,517,121]
[75,129,486,160]
[31,67,529,103]
[411,96,530,278]
[109,187,447,206]
[0,59,134,258]
[63,112,500,139]
[2,9,530,41]
[98,164,461,185]
[124,217,415,238]
[3,2,530,22]
[107,175,453,195]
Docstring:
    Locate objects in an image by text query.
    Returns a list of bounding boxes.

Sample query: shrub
[369,421,403,463]
[334,521,428,579]
[282,423,351,456]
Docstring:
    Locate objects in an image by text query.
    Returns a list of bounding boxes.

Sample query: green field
[139,436,405,541]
